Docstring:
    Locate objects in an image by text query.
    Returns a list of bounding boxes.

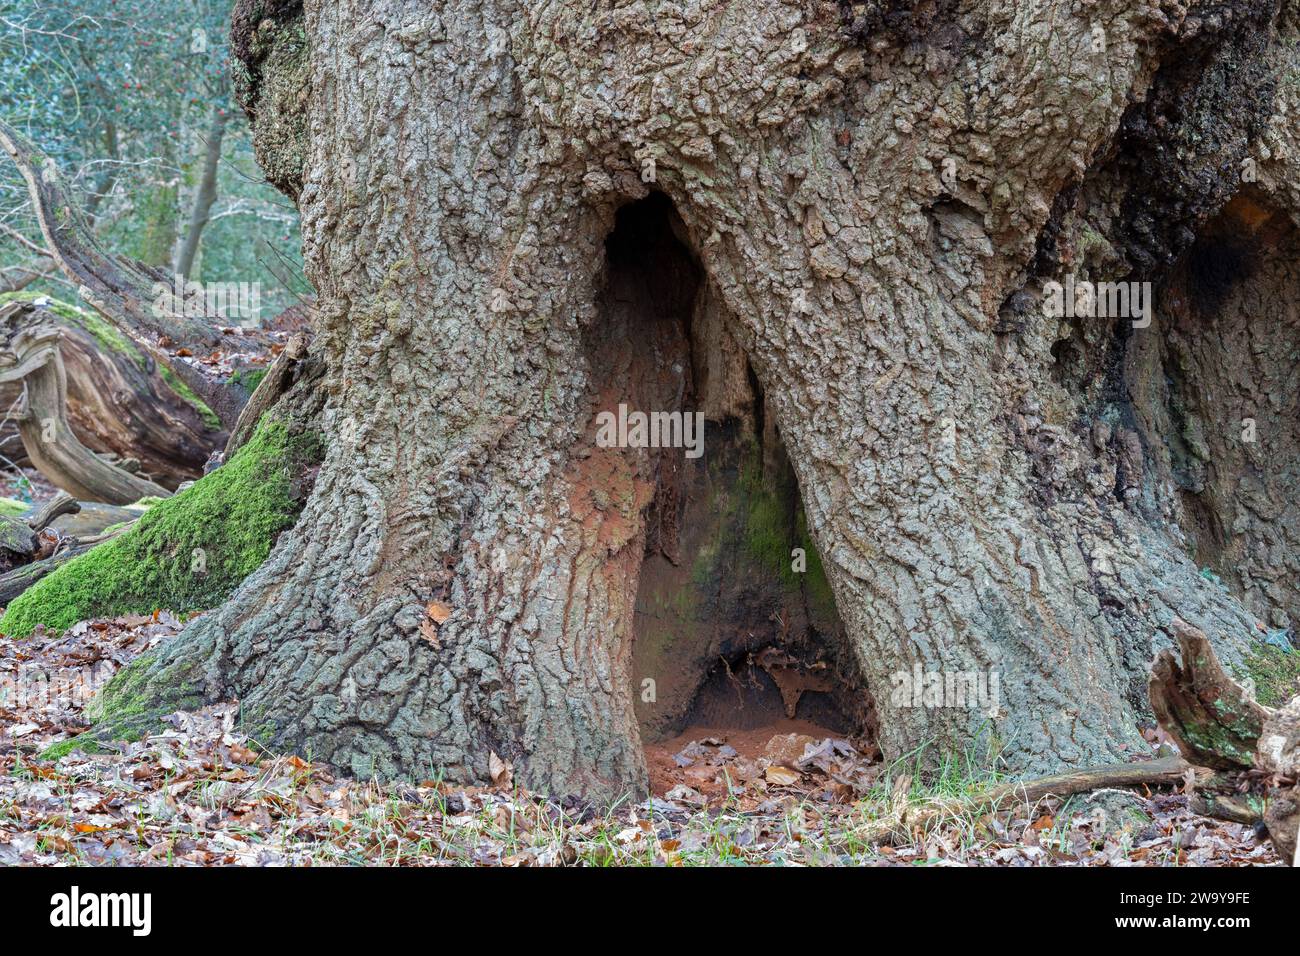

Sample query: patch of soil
[644,717,872,802]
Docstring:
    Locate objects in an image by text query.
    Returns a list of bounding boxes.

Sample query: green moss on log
[227,366,268,394]
[0,291,138,362]
[1237,645,1300,708]
[0,497,28,518]
[0,291,221,427]
[159,363,221,430]
[0,419,319,637]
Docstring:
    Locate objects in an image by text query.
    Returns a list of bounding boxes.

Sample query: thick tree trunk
[102,0,1300,799]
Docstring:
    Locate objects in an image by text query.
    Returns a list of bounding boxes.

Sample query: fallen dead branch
[0,301,168,503]
[0,299,224,485]
[859,756,1198,845]
[0,490,137,604]
[0,119,246,428]
[224,331,308,456]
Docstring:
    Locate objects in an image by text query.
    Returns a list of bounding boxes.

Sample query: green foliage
[0,0,306,316]
[0,419,319,637]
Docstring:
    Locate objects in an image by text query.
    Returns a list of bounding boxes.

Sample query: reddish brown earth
[643,718,875,803]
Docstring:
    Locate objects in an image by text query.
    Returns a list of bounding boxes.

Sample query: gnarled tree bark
[93,0,1300,801]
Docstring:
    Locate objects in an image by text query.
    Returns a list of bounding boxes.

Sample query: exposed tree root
[1189,792,1264,826]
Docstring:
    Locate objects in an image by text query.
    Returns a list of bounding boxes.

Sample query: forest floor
[0,613,1283,867]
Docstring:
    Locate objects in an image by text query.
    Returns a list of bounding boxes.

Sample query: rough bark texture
[97,0,1300,800]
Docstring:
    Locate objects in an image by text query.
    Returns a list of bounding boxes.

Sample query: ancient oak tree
[92,0,1300,800]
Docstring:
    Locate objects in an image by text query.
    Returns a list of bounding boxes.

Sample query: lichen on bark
[230,0,308,200]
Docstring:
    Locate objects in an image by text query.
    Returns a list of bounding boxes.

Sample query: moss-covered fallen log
[0,418,320,636]
[0,120,249,428]
[0,292,224,487]
[0,300,172,504]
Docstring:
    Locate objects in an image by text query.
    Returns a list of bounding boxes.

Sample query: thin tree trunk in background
[137,147,179,268]
[83,117,120,225]
[173,104,228,280]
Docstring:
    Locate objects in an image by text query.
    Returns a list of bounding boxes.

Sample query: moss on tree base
[0,419,320,637]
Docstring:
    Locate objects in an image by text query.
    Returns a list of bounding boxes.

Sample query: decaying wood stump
[1255,697,1300,864]
[1149,619,1270,770]
[0,298,225,486]
[1150,617,1299,865]
[0,302,170,504]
